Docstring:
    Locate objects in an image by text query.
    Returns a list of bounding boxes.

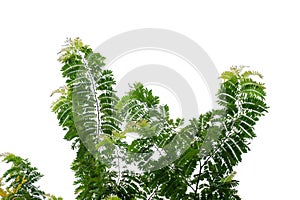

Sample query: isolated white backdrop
[0,1,299,199]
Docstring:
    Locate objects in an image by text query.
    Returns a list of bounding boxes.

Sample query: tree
[0,37,268,200]
[51,38,268,199]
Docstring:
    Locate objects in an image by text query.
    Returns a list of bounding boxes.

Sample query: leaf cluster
[0,153,62,200]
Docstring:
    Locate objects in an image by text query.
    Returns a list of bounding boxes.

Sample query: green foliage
[0,38,268,199]
[50,38,269,199]
[0,153,63,200]
[0,153,45,199]
[54,38,149,199]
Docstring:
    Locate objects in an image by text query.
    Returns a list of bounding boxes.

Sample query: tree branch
[194,161,203,199]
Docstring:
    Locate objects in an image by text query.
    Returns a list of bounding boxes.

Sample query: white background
[0,1,299,199]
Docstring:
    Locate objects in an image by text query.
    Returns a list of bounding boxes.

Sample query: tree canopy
[0,38,268,200]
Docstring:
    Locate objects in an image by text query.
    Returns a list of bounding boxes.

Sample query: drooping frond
[0,153,45,199]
